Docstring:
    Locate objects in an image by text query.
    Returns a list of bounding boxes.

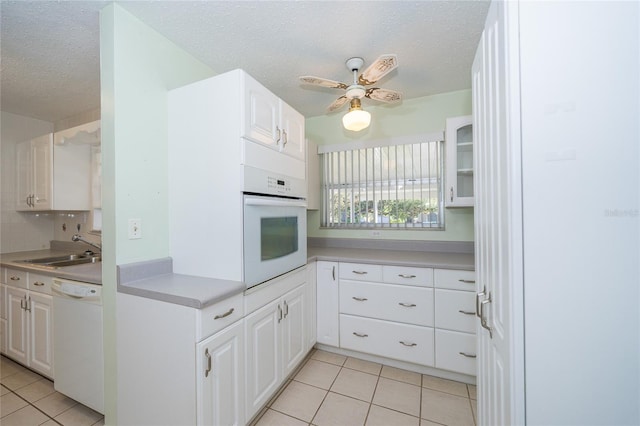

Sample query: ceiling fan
[300,54,402,131]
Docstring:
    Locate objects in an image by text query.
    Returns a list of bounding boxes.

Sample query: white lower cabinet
[245,282,307,421]
[434,270,477,376]
[197,319,245,426]
[5,270,54,378]
[318,261,477,379]
[316,261,339,346]
[340,314,435,366]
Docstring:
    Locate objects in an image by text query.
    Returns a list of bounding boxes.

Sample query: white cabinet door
[16,140,33,211]
[281,284,306,378]
[316,261,339,347]
[28,292,54,377]
[280,101,305,161]
[243,75,280,148]
[197,320,245,426]
[7,287,28,365]
[31,135,53,210]
[305,263,317,351]
[445,115,474,207]
[244,298,280,421]
[0,318,6,355]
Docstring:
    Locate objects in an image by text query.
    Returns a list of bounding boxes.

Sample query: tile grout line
[1,382,63,425]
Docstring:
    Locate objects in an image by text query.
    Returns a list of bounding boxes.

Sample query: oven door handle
[244,198,307,208]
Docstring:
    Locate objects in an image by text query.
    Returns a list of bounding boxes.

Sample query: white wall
[520,2,639,424]
[0,111,55,253]
[306,89,475,242]
[100,4,214,423]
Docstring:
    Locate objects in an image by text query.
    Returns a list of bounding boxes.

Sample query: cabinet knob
[398,274,416,279]
[10,276,21,281]
[33,281,45,287]
[399,341,417,347]
[352,270,367,275]
[352,332,368,338]
[399,302,417,308]
[352,297,368,302]
[459,352,477,358]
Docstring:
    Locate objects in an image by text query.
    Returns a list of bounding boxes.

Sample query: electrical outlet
[128,218,142,239]
[372,230,381,237]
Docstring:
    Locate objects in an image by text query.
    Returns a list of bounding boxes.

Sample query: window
[320,133,444,229]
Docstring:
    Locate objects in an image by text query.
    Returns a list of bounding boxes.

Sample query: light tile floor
[1,355,104,426]
[254,349,477,426]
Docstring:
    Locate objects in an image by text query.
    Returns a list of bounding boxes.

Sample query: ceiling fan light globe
[343,109,371,131]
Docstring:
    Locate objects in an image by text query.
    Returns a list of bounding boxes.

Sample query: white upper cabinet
[242,72,305,161]
[16,122,97,212]
[445,115,474,207]
[16,134,53,211]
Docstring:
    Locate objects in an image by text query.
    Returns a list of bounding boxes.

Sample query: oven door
[243,194,307,288]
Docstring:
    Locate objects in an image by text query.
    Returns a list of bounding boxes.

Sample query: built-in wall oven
[243,193,307,288]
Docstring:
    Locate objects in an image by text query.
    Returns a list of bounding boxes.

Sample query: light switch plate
[128,218,142,239]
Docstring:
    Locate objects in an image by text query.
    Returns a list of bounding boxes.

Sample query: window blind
[321,134,444,229]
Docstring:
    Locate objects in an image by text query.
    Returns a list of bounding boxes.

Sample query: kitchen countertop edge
[117,257,245,309]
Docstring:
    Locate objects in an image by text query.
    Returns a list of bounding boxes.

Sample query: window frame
[319,132,445,230]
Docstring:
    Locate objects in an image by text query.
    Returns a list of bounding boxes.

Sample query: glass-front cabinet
[445,115,474,207]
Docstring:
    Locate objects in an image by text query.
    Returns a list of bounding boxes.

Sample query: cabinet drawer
[435,289,476,333]
[28,273,53,295]
[340,314,434,366]
[434,269,476,291]
[197,293,244,341]
[435,329,477,376]
[5,269,28,289]
[339,263,382,282]
[340,281,434,326]
[382,266,433,287]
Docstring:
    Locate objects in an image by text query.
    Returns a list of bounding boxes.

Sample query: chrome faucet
[71,234,102,252]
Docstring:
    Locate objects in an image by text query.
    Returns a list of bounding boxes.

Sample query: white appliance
[52,278,104,414]
[243,193,307,288]
[168,70,308,287]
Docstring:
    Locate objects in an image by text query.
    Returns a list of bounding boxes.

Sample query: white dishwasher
[52,278,104,414]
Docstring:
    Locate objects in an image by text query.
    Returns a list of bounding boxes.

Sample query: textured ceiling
[0,1,490,124]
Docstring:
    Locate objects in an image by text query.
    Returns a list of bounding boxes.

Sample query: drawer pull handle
[458,309,475,315]
[278,305,283,323]
[399,341,417,347]
[352,270,368,275]
[352,297,368,302]
[213,307,234,320]
[398,274,416,279]
[10,276,21,281]
[33,281,45,286]
[352,332,368,338]
[459,352,477,358]
[205,348,212,377]
[399,302,417,308]
[459,279,476,284]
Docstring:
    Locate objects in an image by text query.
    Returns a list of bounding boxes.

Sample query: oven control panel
[267,176,292,195]
[244,165,306,198]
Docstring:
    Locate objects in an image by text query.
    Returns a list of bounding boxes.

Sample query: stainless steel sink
[17,253,101,268]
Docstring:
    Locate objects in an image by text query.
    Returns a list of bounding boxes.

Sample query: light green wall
[306,89,475,242]
[100,4,214,423]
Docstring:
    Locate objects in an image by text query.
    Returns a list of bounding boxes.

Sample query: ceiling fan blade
[359,54,398,85]
[300,76,348,90]
[365,87,402,103]
[327,95,349,112]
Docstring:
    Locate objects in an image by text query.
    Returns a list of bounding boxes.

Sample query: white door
[28,292,54,377]
[281,284,306,378]
[244,298,280,421]
[316,261,339,347]
[472,1,525,425]
[280,101,305,160]
[197,320,245,426]
[16,140,33,210]
[31,134,53,210]
[7,287,29,365]
[242,73,280,148]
